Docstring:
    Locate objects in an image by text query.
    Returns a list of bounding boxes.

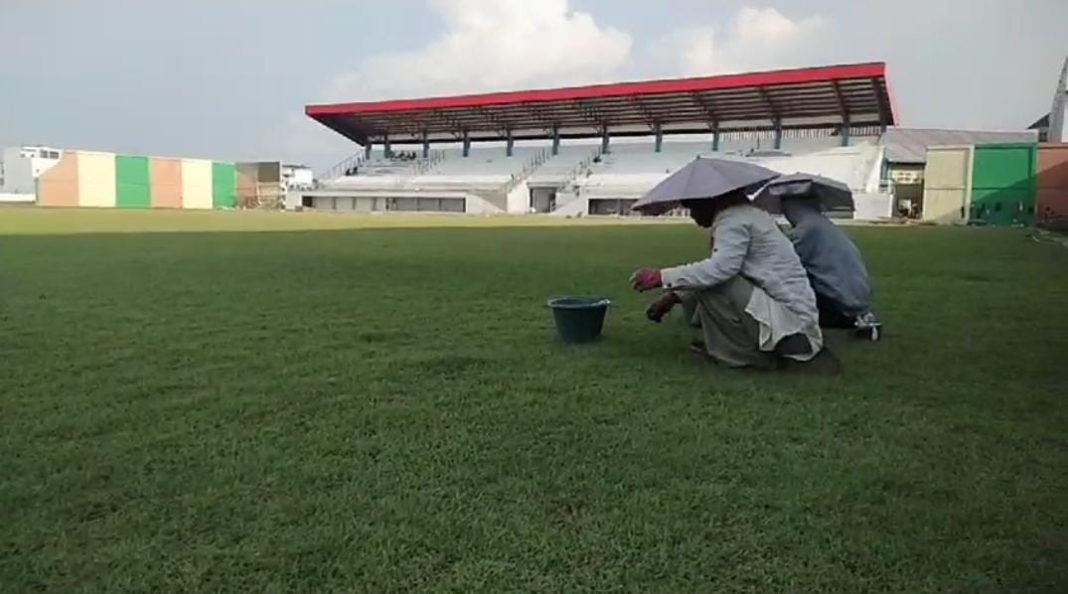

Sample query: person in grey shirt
[779,197,881,339]
[631,190,833,370]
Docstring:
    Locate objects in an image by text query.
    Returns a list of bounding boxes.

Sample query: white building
[1,145,63,200]
[281,163,314,190]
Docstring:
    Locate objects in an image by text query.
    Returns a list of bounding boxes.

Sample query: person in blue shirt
[778,197,882,340]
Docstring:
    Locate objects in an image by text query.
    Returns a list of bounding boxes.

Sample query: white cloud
[323,0,632,101]
[666,7,827,77]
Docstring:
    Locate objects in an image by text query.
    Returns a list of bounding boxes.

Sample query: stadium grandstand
[301,62,897,216]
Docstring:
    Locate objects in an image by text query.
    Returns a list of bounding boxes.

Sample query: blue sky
[1,0,1064,170]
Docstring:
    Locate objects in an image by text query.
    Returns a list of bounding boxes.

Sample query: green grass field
[1,209,1066,592]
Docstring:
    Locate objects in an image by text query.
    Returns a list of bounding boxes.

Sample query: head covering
[632,157,779,215]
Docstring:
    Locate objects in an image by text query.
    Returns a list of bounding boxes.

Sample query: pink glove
[630,268,663,292]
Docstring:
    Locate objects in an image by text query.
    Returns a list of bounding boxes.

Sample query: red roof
[306,62,894,146]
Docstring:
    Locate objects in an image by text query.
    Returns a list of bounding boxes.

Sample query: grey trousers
[678,277,779,369]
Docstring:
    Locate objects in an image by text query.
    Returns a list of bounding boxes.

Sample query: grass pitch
[1,209,1066,592]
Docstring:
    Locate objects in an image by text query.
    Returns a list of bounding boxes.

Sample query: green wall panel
[970,143,1037,226]
[212,162,236,209]
[115,155,151,209]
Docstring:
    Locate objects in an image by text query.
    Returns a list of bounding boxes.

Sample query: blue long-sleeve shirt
[781,200,872,317]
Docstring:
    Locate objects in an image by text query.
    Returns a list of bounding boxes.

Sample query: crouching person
[779,197,882,340]
[631,191,832,370]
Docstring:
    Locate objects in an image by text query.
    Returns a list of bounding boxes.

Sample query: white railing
[414,150,446,175]
[560,146,603,193]
[325,150,448,190]
[498,147,551,195]
[320,152,368,182]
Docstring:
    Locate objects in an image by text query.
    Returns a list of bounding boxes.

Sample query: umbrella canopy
[631,157,780,215]
[751,173,854,214]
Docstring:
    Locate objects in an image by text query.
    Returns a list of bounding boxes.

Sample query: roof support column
[551,127,560,156]
[773,118,782,150]
[654,123,663,153]
[600,126,610,155]
[383,135,391,158]
[462,131,471,158]
[840,114,851,147]
[505,130,514,157]
[421,132,430,159]
[712,127,721,152]
[364,142,372,160]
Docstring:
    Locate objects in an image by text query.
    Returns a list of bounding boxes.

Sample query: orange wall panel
[1037,144,1068,188]
[36,151,79,207]
[150,157,183,208]
[1037,144,1068,221]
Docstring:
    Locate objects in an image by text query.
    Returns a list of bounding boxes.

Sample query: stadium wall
[212,162,236,209]
[116,155,151,208]
[921,145,974,224]
[150,158,183,208]
[969,143,1037,226]
[1037,143,1068,222]
[293,189,501,214]
[919,142,1043,226]
[181,159,214,209]
[76,152,117,208]
[36,152,80,207]
[34,150,277,210]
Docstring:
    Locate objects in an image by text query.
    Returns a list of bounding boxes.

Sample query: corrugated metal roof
[883,128,1037,164]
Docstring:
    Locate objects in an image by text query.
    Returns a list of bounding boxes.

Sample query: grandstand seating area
[527,145,601,186]
[303,133,887,217]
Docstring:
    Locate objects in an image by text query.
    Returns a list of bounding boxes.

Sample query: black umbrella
[631,157,780,215]
[751,172,854,214]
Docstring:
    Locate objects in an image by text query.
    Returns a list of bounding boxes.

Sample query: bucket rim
[546,296,612,310]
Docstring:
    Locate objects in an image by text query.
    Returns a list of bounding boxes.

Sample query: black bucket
[547,297,611,344]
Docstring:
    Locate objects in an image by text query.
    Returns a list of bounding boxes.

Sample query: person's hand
[629,268,662,292]
[645,291,680,323]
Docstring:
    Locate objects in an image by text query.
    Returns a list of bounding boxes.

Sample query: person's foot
[853,313,882,342]
[855,325,882,341]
